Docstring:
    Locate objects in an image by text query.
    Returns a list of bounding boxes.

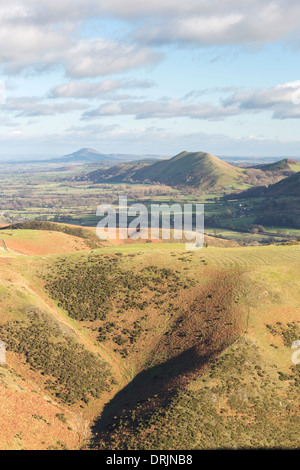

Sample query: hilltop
[131,151,246,188]
[250,158,299,172]
[0,221,238,255]
[61,148,117,163]
[82,151,298,192]
[84,151,247,190]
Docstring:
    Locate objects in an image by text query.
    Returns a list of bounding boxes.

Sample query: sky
[1,0,300,160]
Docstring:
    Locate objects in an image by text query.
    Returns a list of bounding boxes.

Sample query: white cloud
[64,39,160,78]
[0,4,160,76]
[80,81,300,122]
[3,96,88,117]
[134,14,245,45]
[131,1,300,46]
[82,98,239,121]
[0,24,69,74]
[51,79,154,99]
[224,81,300,119]
[0,1,300,78]
[12,0,300,28]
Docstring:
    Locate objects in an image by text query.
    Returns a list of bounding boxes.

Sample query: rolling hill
[0,149,164,166]
[84,151,247,190]
[131,151,246,188]
[61,148,117,163]
[262,171,300,197]
[83,151,298,192]
[0,223,299,450]
[251,158,300,172]
[223,170,300,230]
[228,170,300,199]
[83,161,152,184]
[254,172,300,228]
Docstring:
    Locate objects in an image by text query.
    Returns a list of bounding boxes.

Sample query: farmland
[1,164,299,246]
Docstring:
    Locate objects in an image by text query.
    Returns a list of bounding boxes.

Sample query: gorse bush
[0,307,111,404]
[45,255,188,322]
[94,338,300,450]
[266,321,300,347]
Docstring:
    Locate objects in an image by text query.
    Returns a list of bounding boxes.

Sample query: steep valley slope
[0,230,299,450]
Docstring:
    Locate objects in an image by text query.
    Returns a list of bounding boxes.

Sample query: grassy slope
[84,162,150,184]
[84,151,247,190]
[229,170,300,199]
[89,244,300,449]
[0,249,119,450]
[251,158,300,172]
[83,152,299,192]
[263,171,300,197]
[130,151,247,189]
[0,234,299,449]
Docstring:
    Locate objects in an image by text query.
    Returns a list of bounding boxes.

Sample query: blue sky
[1,1,300,160]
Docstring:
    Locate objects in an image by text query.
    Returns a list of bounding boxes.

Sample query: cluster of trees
[254,198,300,228]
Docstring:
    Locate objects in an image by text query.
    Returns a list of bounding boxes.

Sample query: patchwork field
[0,226,299,449]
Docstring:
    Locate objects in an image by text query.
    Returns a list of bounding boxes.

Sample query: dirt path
[0,239,8,252]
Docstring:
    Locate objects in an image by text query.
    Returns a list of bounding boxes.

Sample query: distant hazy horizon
[0,149,298,165]
[1,2,300,158]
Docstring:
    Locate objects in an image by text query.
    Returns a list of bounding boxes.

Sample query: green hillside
[225,170,300,200]
[82,151,300,193]
[88,244,300,450]
[263,171,300,197]
[84,151,247,190]
[1,227,299,450]
[83,162,151,184]
[252,172,300,228]
[131,151,246,188]
[251,158,300,172]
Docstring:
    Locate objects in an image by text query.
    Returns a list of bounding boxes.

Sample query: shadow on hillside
[89,344,225,449]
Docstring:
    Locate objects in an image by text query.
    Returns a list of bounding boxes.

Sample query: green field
[1,166,299,247]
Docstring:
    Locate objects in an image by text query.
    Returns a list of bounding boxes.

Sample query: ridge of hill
[84,151,247,190]
[250,158,299,172]
[83,161,151,184]
[0,224,238,255]
[262,171,300,197]
[61,148,117,163]
[0,226,299,450]
[82,151,298,192]
[0,221,99,241]
[227,170,300,200]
